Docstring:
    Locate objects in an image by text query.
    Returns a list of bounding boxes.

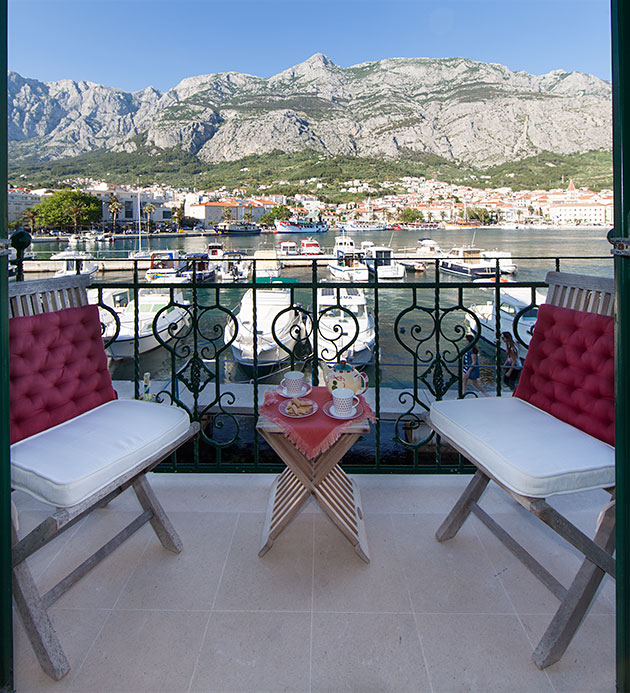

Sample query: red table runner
[260,386,375,460]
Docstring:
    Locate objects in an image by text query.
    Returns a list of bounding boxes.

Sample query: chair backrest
[514,271,615,446]
[9,274,91,318]
[9,275,116,444]
[545,271,614,315]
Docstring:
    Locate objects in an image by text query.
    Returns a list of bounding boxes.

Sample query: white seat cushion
[11,399,191,508]
[430,397,614,498]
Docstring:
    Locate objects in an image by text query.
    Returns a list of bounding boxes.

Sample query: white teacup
[280,371,306,396]
[331,387,360,418]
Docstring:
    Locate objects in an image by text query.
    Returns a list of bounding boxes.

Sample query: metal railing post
[0,0,14,686]
[612,1,630,689]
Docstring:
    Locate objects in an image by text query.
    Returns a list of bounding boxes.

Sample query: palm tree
[244,206,253,223]
[144,203,155,233]
[69,204,84,234]
[22,208,38,235]
[107,195,122,233]
[173,203,185,229]
[222,207,233,222]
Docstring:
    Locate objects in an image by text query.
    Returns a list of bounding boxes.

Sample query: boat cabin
[300,237,321,255]
[333,236,355,253]
[207,242,224,259]
[278,241,298,256]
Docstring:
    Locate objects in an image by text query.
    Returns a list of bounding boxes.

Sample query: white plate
[279,399,318,419]
[276,383,312,398]
[322,401,364,420]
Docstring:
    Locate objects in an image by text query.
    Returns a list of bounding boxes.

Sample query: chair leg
[533,499,616,669]
[11,523,70,680]
[132,474,183,553]
[435,470,490,542]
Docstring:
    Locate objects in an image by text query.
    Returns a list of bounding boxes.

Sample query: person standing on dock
[462,334,489,397]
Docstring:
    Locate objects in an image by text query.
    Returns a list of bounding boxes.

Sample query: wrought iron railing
[14,253,612,474]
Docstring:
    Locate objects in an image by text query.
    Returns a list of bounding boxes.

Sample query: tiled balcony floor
[12,474,615,692]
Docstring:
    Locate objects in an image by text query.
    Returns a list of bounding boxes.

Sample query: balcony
[12,473,614,690]
[8,255,615,690]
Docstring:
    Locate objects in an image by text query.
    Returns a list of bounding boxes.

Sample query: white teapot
[321,361,368,395]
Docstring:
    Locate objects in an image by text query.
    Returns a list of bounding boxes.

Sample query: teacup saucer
[323,401,363,420]
[276,383,312,398]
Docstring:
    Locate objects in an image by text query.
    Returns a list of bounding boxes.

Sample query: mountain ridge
[8,54,612,167]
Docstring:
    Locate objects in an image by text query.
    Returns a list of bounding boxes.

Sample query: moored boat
[480,250,518,275]
[338,220,388,232]
[216,251,251,281]
[363,245,406,279]
[300,237,321,255]
[466,287,545,360]
[439,246,496,279]
[89,280,192,360]
[214,220,261,236]
[274,218,328,234]
[224,279,304,367]
[316,287,375,365]
[51,249,99,278]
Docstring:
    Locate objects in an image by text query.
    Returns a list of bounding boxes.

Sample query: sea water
[32,226,612,389]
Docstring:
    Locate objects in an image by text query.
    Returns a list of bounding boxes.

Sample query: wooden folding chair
[9,275,199,680]
[429,271,615,668]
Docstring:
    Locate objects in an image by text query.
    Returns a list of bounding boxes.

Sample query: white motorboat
[466,287,545,360]
[439,246,496,279]
[224,279,304,367]
[399,238,444,272]
[145,250,187,282]
[253,249,281,279]
[217,252,252,282]
[51,249,99,277]
[278,241,298,256]
[300,237,321,255]
[328,249,369,281]
[481,250,518,275]
[274,218,328,234]
[333,235,356,254]
[176,253,216,282]
[362,245,406,279]
[316,287,375,365]
[89,280,191,360]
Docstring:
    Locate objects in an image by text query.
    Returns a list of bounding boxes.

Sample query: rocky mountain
[8,54,612,168]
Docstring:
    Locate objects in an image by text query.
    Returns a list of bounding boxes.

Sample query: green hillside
[8,146,612,194]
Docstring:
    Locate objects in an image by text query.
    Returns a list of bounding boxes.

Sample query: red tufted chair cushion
[514,303,614,446]
[10,304,117,444]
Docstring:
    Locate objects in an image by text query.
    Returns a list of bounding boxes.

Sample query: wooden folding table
[257,415,370,563]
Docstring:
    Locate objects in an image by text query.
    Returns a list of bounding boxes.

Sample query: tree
[244,206,253,223]
[399,208,423,223]
[107,194,122,232]
[36,189,102,231]
[222,207,233,222]
[173,203,185,229]
[144,202,155,232]
[22,208,38,235]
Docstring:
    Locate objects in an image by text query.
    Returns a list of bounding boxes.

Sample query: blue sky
[9,0,612,92]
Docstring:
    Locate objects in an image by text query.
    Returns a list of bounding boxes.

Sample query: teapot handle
[357,371,369,395]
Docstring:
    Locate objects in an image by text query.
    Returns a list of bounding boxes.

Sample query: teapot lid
[334,360,354,372]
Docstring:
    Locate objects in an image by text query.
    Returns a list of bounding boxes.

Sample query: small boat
[274,218,328,234]
[338,220,388,232]
[333,235,356,254]
[439,246,496,279]
[362,245,406,279]
[50,249,99,277]
[89,280,191,360]
[328,249,369,281]
[300,237,321,255]
[216,251,251,282]
[316,287,375,365]
[224,279,304,367]
[145,250,186,282]
[253,249,281,279]
[481,250,518,275]
[214,220,261,236]
[176,253,216,282]
[278,240,299,256]
[466,287,545,360]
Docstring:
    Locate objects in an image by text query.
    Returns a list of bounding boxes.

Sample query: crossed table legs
[257,417,370,563]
